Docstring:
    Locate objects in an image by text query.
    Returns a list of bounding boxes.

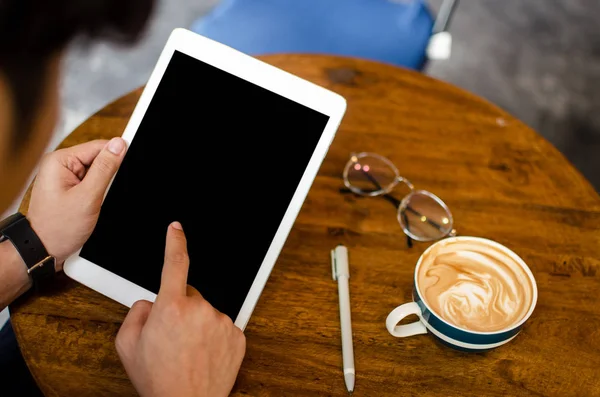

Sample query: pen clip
[331,249,337,281]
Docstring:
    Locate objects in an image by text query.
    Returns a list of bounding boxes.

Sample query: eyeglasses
[342,152,456,247]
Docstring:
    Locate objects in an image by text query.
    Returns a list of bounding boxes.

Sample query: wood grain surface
[10,54,600,397]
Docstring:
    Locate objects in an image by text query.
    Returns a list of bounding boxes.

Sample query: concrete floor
[2,0,599,328]
[427,0,600,191]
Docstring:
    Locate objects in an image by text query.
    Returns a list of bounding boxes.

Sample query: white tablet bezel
[64,28,346,330]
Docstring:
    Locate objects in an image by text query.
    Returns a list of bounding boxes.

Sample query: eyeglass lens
[398,191,453,241]
[345,154,398,196]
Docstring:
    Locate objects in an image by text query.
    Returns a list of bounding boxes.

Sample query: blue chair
[191,0,459,71]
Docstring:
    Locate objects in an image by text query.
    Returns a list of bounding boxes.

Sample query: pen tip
[348,392,353,396]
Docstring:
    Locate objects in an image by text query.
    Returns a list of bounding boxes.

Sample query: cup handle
[386,302,428,337]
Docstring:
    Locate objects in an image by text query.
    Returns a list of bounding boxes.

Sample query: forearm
[0,240,32,311]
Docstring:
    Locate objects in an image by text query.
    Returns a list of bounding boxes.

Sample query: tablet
[63,28,346,330]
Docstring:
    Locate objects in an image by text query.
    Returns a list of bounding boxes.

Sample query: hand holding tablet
[63,28,346,329]
[116,222,246,397]
[27,138,128,268]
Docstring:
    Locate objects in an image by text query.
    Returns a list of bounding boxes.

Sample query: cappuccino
[417,239,534,332]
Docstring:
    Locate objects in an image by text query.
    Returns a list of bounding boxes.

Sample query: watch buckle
[27,255,55,274]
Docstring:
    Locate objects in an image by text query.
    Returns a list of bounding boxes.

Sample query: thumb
[116,300,153,356]
[80,137,127,199]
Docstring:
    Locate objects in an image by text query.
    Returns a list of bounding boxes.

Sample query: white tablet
[64,28,346,330]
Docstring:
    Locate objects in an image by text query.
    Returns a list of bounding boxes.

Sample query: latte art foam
[418,239,533,332]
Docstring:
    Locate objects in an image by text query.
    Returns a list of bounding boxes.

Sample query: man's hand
[27,138,127,268]
[116,222,246,397]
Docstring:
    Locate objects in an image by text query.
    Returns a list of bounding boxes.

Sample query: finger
[186,284,203,298]
[44,140,108,182]
[159,222,190,297]
[116,300,153,354]
[55,140,108,167]
[79,137,127,199]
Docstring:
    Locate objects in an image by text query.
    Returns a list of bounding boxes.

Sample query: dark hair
[0,0,155,151]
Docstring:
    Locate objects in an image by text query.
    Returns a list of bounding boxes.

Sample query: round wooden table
[11,54,600,397]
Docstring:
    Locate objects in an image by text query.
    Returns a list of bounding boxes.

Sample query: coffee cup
[385,236,537,352]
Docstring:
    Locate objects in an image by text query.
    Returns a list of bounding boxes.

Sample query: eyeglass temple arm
[361,171,414,198]
[361,169,404,207]
[405,206,446,231]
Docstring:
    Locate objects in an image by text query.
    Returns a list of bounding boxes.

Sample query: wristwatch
[0,212,56,283]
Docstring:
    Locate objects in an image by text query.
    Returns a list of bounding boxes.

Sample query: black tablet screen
[79,50,330,319]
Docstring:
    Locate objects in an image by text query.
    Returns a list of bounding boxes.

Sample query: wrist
[0,213,58,284]
[28,220,64,272]
[0,239,32,308]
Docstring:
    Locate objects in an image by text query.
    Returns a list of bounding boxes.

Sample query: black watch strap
[0,212,55,282]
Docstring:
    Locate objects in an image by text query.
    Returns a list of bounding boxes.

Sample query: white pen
[331,244,355,395]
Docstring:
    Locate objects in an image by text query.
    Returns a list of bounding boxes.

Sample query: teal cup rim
[413,236,538,336]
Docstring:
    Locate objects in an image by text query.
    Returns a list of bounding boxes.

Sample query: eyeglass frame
[341,152,456,248]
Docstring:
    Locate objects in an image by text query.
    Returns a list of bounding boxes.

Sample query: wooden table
[10,54,600,397]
